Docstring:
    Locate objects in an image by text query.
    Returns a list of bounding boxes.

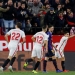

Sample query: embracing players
[43,25,62,72]
[23,25,48,73]
[54,31,75,72]
[0,22,25,72]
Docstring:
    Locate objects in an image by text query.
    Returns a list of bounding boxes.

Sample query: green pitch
[1,71,75,75]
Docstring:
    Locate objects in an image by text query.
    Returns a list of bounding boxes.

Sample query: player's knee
[31,57,35,60]
[45,57,48,61]
[14,53,17,58]
[52,56,56,60]
[37,58,41,61]
[8,56,12,60]
[61,57,65,61]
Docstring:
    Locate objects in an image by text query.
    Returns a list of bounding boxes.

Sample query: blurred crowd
[0,0,75,35]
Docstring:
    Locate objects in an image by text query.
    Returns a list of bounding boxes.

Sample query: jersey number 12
[36,36,43,44]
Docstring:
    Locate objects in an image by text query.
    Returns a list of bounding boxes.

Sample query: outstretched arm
[68,35,75,39]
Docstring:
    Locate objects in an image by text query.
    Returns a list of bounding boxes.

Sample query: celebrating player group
[0,22,75,73]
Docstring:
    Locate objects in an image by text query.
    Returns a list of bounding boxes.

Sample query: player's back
[34,31,48,46]
[8,29,25,46]
[57,36,68,50]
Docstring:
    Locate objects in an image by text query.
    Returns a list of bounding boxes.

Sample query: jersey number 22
[12,32,20,40]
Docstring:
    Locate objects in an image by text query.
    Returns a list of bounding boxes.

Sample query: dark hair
[0,0,3,3]
[64,31,69,35]
[16,22,22,28]
[42,25,47,29]
[21,2,25,5]
[48,25,54,28]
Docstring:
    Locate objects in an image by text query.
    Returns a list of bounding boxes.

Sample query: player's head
[15,22,22,29]
[64,31,69,37]
[42,25,47,32]
[48,25,54,33]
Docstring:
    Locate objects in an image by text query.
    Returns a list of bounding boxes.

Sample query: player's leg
[43,53,49,72]
[0,52,12,72]
[24,57,35,68]
[9,53,17,66]
[60,51,69,72]
[52,56,58,70]
[61,57,65,71]
[32,58,41,73]
[58,50,69,72]
[52,50,62,72]
[32,48,42,73]
[8,52,17,72]
[24,48,36,68]
[0,47,16,72]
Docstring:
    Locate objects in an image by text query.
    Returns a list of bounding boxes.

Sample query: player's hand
[45,49,48,53]
[21,42,24,44]
[51,50,55,54]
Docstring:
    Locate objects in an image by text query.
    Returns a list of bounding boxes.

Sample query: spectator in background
[66,7,71,15]
[25,19,32,34]
[38,8,46,26]
[44,7,56,27]
[14,1,21,10]
[55,4,62,15]
[27,0,33,13]
[65,0,71,9]
[0,0,9,34]
[28,0,33,7]
[21,0,28,8]
[44,0,50,6]
[28,0,43,27]
[51,0,60,10]
[55,12,66,34]
[45,3,50,12]
[70,27,75,35]
[17,2,29,31]
[67,12,75,26]
[3,0,17,33]
[28,0,43,15]
[66,12,75,31]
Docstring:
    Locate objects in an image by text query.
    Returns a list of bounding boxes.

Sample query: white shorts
[31,45,42,59]
[8,44,18,57]
[55,50,64,58]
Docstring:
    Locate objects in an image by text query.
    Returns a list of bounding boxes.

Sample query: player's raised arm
[63,31,75,39]
[68,34,75,39]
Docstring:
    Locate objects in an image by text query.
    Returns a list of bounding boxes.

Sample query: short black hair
[64,31,69,35]
[42,25,47,29]
[21,2,25,5]
[16,22,22,28]
[48,25,54,28]
[0,0,3,3]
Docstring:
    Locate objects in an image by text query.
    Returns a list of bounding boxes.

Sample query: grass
[0,71,75,75]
